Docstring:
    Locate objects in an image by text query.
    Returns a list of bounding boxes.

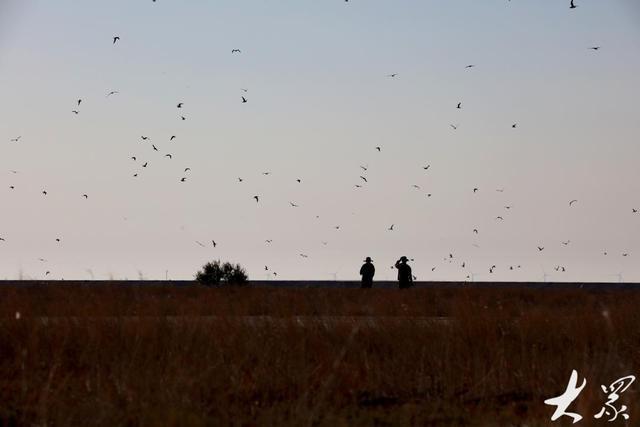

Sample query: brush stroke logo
[545,369,635,423]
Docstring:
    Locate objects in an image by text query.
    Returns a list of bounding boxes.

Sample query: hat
[364,257,373,262]
[399,256,409,262]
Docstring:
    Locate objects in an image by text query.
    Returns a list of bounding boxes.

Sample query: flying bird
[359,176,368,182]
[569,199,578,206]
[589,46,601,50]
[113,36,120,44]
[142,162,148,168]
[290,202,300,207]
[457,102,462,109]
[360,165,368,171]
[72,110,79,115]
[562,240,571,245]
[82,194,88,199]
[570,0,577,9]
[165,154,172,159]
[473,188,478,193]
[10,136,21,142]
[512,123,517,128]
[537,246,544,251]
[180,116,186,121]
[184,168,191,172]
[231,49,241,53]
[180,177,186,182]
[387,73,398,78]
[177,103,183,108]
[152,144,158,151]
[296,179,301,183]
[242,96,247,103]
[423,165,430,170]
[42,190,47,195]
[77,99,82,106]
[388,224,394,231]
[300,254,309,258]
[170,135,176,141]
[212,240,217,248]
[253,195,259,203]
[141,136,149,141]
[375,146,381,152]
[107,91,119,97]
[450,124,458,130]
[496,216,504,220]
[465,65,475,69]
[195,241,205,247]
[412,185,421,189]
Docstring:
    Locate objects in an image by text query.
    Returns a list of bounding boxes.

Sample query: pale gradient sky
[1,0,639,281]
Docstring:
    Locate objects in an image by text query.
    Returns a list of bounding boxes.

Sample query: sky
[1,0,639,281]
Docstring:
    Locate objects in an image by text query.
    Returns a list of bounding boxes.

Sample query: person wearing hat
[395,256,413,289]
[359,257,375,288]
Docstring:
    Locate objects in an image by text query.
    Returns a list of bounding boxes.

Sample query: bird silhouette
[569,199,578,206]
[473,188,478,193]
[473,229,478,234]
[152,144,158,151]
[180,116,186,121]
[300,254,309,258]
[72,110,79,115]
[423,165,430,170]
[141,136,149,141]
[412,185,421,189]
[360,165,368,171]
[113,36,120,44]
[457,102,462,109]
[375,146,381,152]
[165,154,172,159]
[387,73,398,78]
[296,179,301,183]
[254,195,260,202]
[212,240,217,248]
[465,65,475,69]
[633,208,638,213]
[42,190,47,195]
[232,49,241,53]
[238,177,243,182]
[450,124,458,130]
[562,240,571,245]
[496,216,504,220]
[537,246,544,251]
[77,99,82,106]
[512,123,517,128]
[570,0,577,9]
[290,202,300,207]
[589,46,601,50]
[170,135,176,141]
[107,91,119,97]
[131,156,137,161]
[265,239,273,243]
[184,168,191,172]
[10,136,21,142]
[242,96,247,103]
[82,194,88,199]
[177,103,183,108]
[180,177,186,182]
[389,224,394,231]
[195,241,205,247]
[359,176,368,182]
[142,162,148,168]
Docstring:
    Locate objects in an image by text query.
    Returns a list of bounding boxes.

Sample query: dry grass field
[1,283,639,426]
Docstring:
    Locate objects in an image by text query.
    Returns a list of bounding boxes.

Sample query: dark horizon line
[1,280,639,290]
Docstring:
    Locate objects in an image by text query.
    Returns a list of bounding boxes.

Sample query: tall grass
[0,285,638,426]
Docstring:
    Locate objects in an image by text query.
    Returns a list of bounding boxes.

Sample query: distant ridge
[0,280,639,290]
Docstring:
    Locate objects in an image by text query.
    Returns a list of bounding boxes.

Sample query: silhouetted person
[395,256,413,289]
[360,257,375,288]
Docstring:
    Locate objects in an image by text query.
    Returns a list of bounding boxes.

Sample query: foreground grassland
[0,284,638,426]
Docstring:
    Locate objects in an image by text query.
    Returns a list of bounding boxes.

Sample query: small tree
[195,260,248,286]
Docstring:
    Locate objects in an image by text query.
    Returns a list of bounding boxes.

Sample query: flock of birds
[1,0,637,281]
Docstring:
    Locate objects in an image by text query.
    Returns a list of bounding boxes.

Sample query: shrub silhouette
[195,260,248,286]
